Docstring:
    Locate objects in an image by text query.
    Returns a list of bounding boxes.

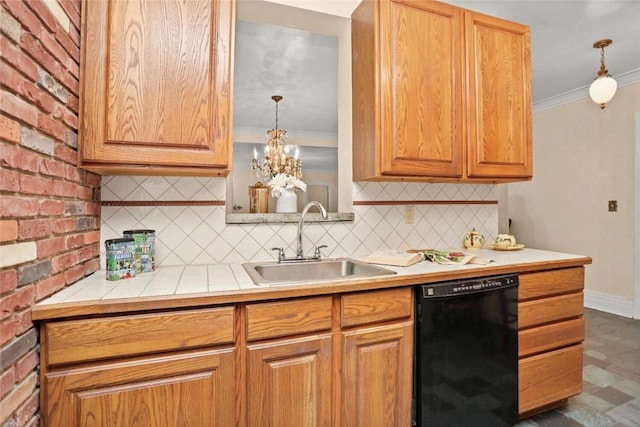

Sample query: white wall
[502,82,640,317]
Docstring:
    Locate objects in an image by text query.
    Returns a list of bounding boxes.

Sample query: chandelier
[250,95,302,180]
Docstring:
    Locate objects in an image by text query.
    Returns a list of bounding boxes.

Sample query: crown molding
[533,68,640,113]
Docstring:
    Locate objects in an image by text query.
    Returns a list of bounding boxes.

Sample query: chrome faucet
[296,201,328,259]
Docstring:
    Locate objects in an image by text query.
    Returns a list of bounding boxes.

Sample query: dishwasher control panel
[420,273,518,298]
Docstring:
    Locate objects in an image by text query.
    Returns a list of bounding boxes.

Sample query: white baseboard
[584,289,634,318]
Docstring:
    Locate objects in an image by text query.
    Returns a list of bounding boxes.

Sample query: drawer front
[245,296,333,341]
[519,317,584,357]
[519,267,584,301]
[341,288,412,328]
[519,344,583,415]
[518,292,583,329]
[46,306,235,366]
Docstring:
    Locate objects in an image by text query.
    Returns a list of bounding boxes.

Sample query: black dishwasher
[414,274,519,426]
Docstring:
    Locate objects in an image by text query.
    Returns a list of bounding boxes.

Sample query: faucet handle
[314,245,328,259]
[271,247,285,262]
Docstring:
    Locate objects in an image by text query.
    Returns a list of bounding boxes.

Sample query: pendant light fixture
[589,39,617,109]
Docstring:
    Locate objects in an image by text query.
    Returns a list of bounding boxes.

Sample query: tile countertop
[32,248,591,321]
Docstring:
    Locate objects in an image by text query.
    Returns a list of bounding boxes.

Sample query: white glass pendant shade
[589,76,617,107]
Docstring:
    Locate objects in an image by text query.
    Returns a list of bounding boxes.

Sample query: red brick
[40,156,66,178]
[0,366,15,399]
[0,35,39,81]
[85,201,100,216]
[51,251,78,274]
[0,114,21,143]
[19,173,53,196]
[63,263,84,284]
[14,387,39,427]
[84,257,101,276]
[85,171,101,187]
[65,233,84,249]
[37,112,67,142]
[63,162,82,183]
[3,0,43,39]
[54,21,79,62]
[18,218,53,240]
[0,196,40,218]
[67,92,78,113]
[36,236,65,257]
[0,144,43,174]
[51,179,77,198]
[78,244,99,263]
[23,78,57,114]
[25,0,58,33]
[53,141,76,164]
[0,166,20,192]
[51,217,75,234]
[14,308,34,336]
[53,103,77,129]
[0,286,35,319]
[39,199,65,216]
[35,273,65,301]
[0,220,19,242]
[0,318,17,346]
[84,230,100,244]
[0,89,39,127]
[0,61,22,96]
[57,68,78,94]
[0,269,18,294]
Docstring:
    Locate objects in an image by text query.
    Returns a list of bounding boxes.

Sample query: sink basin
[242,257,397,286]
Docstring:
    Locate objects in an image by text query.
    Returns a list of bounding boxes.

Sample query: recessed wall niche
[226,1,353,224]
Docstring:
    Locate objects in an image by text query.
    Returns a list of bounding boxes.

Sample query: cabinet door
[79,0,233,175]
[44,348,235,427]
[379,0,464,178]
[466,11,532,178]
[247,335,332,427]
[342,322,413,427]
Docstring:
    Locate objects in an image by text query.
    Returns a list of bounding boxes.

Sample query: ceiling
[233,0,640,139]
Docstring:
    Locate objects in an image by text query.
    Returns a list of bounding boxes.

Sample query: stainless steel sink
[242,257,397,286]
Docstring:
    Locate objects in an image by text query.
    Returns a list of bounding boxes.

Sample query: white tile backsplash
[101,177,499,266]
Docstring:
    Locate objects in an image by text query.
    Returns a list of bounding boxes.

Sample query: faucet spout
[296,201,328,259]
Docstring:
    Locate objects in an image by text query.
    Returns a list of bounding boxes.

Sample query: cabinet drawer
[341,288,412,328]
[519,317,584,357]
[245,296,333,341]
[519,267,584,301]
[518,292,583,329]
[519,344,583,415]
[45,306,235,366]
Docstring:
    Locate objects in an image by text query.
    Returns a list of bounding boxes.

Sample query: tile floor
[516,308,640,427]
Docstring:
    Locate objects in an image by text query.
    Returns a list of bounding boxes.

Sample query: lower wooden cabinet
[342,322,413,427]
[519,344,583,414]
[517,267,585,417]
[44,348,236,426]
[247,335,333,427]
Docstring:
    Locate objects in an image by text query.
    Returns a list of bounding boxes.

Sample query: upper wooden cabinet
[78,0,234,176]
[351,0,532,182]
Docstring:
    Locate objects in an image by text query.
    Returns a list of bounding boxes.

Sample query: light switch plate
[608,200,618,212]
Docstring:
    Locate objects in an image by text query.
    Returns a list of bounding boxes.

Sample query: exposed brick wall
[0,1,101,425]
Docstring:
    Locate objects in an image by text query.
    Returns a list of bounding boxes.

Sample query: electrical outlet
[608,200,617,212]
[405,206,415,224]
